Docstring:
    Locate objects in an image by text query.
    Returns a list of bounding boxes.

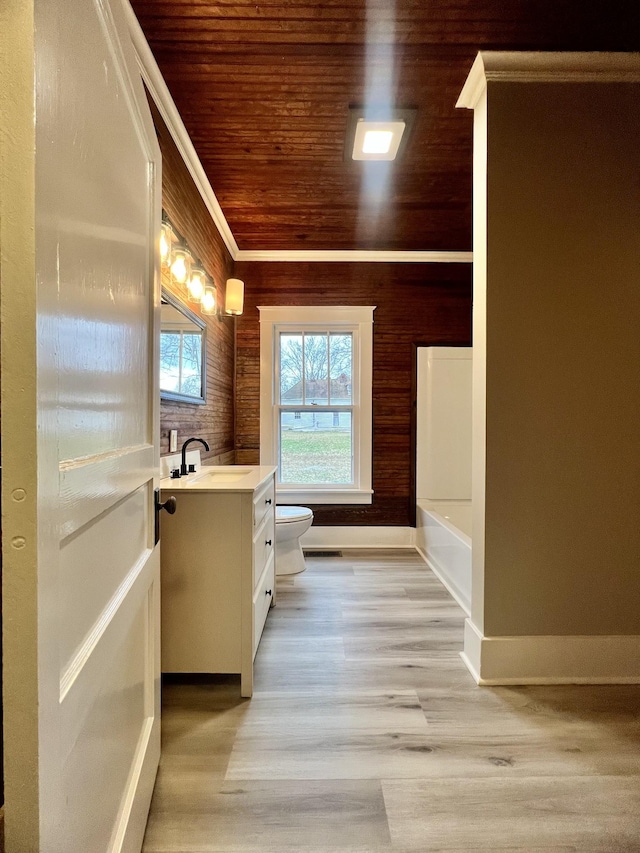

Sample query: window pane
[303,333,328,403]
[280,410,353,484]
[179,333,202,396]
[279,333,303,403]
[329,333,352,405]
[160,331,181,392]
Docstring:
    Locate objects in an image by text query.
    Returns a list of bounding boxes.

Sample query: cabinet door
[253,555,276,658]
[253,477,276,530]
[253,509,275,587]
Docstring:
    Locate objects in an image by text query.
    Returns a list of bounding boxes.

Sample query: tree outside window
[278,331,354,485]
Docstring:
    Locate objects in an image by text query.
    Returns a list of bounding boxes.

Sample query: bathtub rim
[417,499,472,546]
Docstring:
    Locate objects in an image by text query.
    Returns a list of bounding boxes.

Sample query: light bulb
[160,222,173,267]
[170,248,191,285]
[201,285,216,315]
[188,267,206,303]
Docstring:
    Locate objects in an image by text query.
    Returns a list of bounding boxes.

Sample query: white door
[1,0,161,850]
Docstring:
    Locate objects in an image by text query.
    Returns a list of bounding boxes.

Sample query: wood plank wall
[234,261,472,526]
[149,97,236,463]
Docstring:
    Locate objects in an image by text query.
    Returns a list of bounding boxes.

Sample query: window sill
[276,489,373,505]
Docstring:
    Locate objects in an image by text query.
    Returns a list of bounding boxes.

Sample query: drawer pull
[266,539,272,546]
[265,589,272,597]
[265,498,272,505]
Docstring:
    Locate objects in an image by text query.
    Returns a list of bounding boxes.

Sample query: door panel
[61,588,154,850]
[59,487,149,670]
[1,0,161,849]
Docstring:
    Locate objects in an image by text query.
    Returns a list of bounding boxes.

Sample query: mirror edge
[160,286,207,406]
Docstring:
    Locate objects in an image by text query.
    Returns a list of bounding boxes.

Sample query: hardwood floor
[142,550,640,852]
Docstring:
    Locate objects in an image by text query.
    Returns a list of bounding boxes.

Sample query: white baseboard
[300,526,416,550]
[462,618,640,684]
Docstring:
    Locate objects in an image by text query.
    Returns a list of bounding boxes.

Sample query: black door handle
[154,488,177,545]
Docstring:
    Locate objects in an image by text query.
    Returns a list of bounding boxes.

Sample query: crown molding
[457,51,640,109]
[124,1,239,260]
[236,250,473,263]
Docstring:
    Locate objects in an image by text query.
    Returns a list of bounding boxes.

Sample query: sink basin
[160,464,274,491]
[189,466,254,484]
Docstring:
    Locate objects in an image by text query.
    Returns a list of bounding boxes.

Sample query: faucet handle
[188,463,196,473]
[170,468,181,479]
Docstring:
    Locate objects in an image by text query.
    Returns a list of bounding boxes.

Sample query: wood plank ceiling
[130,0,639,252]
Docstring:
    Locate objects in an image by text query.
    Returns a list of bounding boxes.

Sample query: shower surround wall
[415,347,473,612]
[416,347,472,503]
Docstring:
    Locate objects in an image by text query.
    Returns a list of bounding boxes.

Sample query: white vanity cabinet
[160,466,276,697]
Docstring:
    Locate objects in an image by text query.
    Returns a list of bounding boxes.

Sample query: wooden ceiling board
[131,0,639,250]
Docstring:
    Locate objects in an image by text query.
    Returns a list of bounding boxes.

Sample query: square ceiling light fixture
[346,107,416,162]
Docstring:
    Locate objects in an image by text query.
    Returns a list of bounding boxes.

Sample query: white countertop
[160,465,276,494]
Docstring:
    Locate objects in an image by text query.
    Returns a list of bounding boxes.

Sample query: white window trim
[259,305,375,504]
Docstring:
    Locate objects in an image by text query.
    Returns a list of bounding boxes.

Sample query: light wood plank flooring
[143,550,640,852]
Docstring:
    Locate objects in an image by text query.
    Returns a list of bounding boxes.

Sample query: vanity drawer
[253,553,275,658]
[253,477,275,531]
[253,510,275,588]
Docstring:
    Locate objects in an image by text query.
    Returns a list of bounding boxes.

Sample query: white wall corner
[300,526,416,550]
[461,622,640,685]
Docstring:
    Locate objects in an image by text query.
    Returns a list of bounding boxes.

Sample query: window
[260,306,374,504]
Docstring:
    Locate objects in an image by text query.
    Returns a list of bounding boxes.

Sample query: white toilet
[275,506,314,575]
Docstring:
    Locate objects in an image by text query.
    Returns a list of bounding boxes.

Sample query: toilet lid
[276,505,314,523]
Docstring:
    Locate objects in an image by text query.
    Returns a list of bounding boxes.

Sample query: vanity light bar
[162,211,216,309]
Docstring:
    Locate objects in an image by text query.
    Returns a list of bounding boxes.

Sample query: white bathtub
[416,500,472,615]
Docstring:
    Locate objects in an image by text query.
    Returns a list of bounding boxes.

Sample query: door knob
[154,488,177,545]
[158,495,177,515]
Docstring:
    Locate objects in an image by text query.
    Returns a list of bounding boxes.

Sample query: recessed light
[344,107,417,162]
[353,120,406,160]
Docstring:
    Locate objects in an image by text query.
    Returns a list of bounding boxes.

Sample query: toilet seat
[276,505,314,523]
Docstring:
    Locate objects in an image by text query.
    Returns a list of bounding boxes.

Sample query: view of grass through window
[280,417,353,484]
[278,331,354,485]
